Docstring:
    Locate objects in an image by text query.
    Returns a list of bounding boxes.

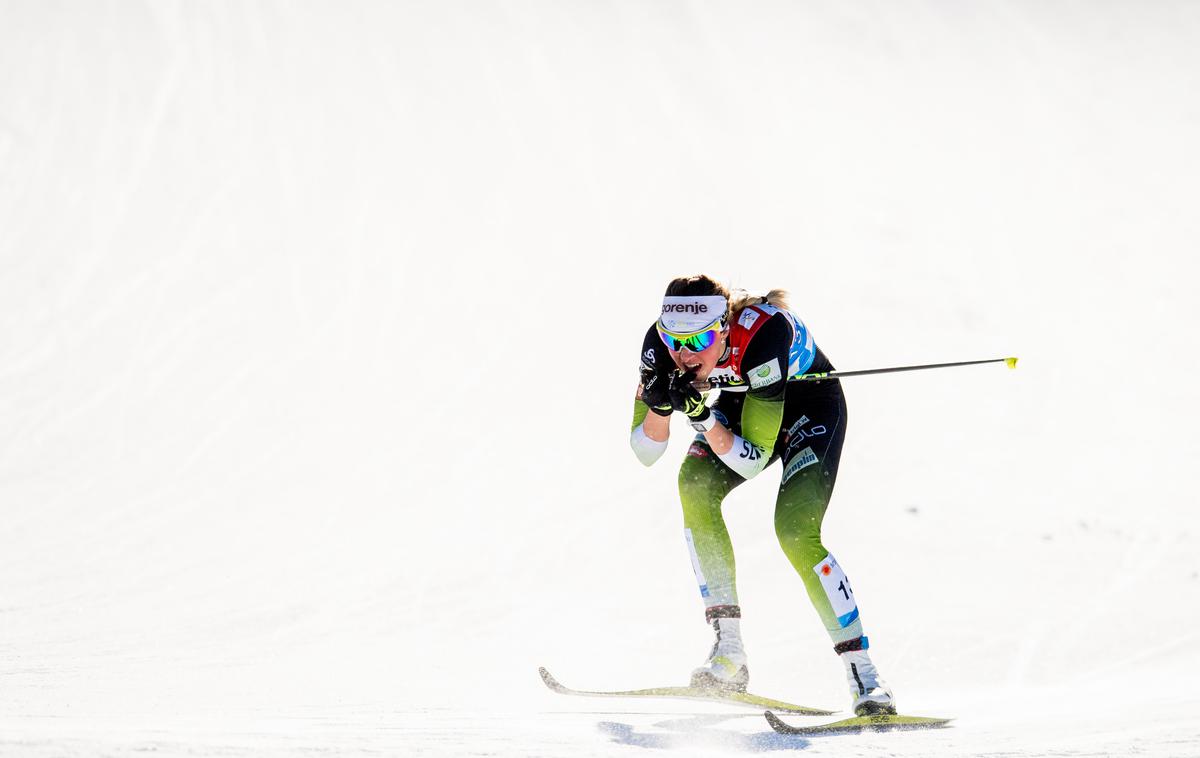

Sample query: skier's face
[670,328,727,380]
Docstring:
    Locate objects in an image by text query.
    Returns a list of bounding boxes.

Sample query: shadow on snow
[596,713,811,752]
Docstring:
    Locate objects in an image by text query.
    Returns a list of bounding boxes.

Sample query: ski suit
[630,304,865,647]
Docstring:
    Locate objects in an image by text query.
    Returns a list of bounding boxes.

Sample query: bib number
[813,554,860,628]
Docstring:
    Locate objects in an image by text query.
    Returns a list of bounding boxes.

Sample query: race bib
[813,554,859,628]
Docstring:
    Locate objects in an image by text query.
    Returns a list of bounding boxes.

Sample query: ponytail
[729,288,790,323]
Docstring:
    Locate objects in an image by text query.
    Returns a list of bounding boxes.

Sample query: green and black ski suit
[631,303,866,647]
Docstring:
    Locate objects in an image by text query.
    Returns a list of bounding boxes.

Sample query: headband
[657,295,728,334]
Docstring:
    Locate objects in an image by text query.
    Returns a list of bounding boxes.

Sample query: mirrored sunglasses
[657,324,721,353]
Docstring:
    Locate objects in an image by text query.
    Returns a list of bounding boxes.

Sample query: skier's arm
[713,393,783,478]
[629,325,673,466]
[630,392,670,466]
[712,314,791,479]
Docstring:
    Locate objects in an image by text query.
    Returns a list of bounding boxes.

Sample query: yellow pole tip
[1006,357,1019,369]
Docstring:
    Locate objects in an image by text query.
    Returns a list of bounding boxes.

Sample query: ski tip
[537,667,564,692]
[1006,356,1018,369]
[764,711,787,729]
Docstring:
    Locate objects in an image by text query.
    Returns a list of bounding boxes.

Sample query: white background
[2,2,1198,755]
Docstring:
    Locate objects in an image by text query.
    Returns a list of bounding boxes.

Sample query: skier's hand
[668,369,711,422]
[639,365,674,416]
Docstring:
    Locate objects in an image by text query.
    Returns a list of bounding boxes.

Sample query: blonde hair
[663,275,790,326]
[728,287,790,324]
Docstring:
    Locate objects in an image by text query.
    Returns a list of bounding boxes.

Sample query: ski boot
[690,617,749,692]
[838,638,896,715]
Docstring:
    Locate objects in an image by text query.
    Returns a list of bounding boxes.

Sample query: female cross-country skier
[630,274,895,716]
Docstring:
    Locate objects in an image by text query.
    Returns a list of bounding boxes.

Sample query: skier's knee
[678,455,721,507]
[774,511,823,553]
[679,481,719,519]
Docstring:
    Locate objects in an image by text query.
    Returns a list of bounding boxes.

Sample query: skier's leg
[678,437,749,690]
[773,389,895,714]
[771,398,862,645]
[678,438,745,617]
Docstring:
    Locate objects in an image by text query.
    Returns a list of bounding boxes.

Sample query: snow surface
[2,1,1199,755]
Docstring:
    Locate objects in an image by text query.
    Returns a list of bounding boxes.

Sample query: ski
[764,709,952,736]
[538,667,834,715]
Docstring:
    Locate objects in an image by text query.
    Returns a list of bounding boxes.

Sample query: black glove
[639,365,674,416]
[668,369,711,423]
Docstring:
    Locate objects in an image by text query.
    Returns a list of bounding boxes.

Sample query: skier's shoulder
[734,305,794,354]
[730,308,791,395]
[734,304,828,388]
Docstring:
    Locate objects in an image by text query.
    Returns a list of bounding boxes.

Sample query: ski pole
[693,356,1018,391]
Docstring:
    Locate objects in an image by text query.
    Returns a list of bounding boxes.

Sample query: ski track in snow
[2,1,1199,756]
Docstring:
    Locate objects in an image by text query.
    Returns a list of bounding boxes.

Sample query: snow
[2,1,1199,755]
